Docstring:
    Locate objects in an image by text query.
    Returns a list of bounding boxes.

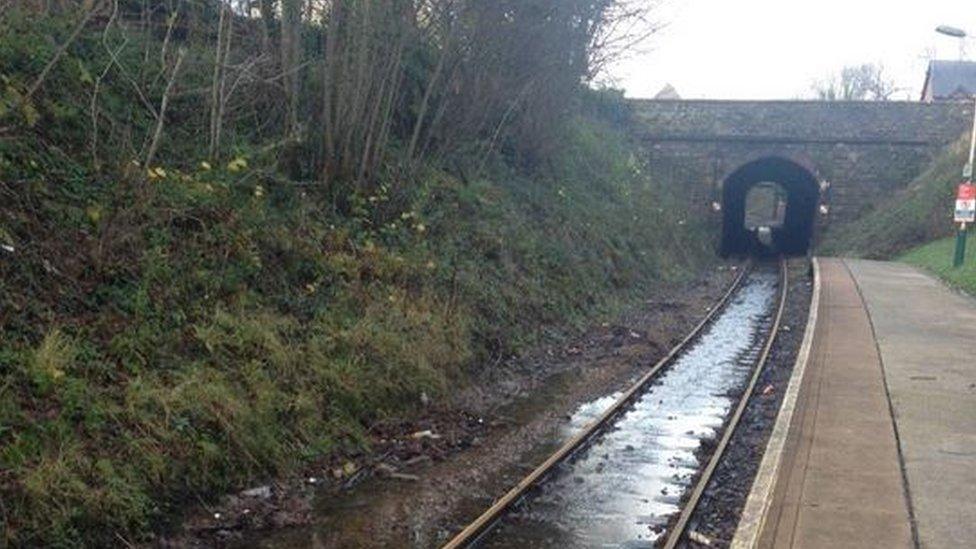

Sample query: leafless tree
[585,0,664,81]
[9,0,656,187]
[280,0,302,136]
[813,63,900,101]
[145,47,187,166]
[209,1,232,159]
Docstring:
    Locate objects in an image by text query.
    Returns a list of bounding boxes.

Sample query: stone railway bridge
[627,99,974,255]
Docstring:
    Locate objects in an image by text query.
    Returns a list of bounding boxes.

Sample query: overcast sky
[608,0,975,100]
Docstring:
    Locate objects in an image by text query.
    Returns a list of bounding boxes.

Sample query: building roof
[922,60,976,100]
[653,83,681,100]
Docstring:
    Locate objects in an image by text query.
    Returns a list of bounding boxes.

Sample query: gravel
[681,258,814,548]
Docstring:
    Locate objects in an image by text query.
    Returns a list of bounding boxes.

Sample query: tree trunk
[280,0,302,136]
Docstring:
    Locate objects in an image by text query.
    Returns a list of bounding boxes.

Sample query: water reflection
[481,271,777,548]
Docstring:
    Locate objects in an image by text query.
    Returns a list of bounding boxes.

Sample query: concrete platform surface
[846,259,976,549]
[757,258,913,549]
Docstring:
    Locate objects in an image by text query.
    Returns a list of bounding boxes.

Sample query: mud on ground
[166,263,740,547]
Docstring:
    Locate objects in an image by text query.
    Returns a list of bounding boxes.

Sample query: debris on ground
[331,461,359,479]
[389,473,421,481]
[375,463,398,477]
[239,486,272,500]
[688,529,715,546]
[409,429,442,440]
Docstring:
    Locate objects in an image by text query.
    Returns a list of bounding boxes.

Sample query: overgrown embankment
[821,135,970,258]
[0,4,710,546]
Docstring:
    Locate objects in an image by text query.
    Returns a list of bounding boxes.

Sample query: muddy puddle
[479,269,777,548]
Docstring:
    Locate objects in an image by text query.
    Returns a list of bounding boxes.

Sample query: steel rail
[441,263,752,549]
[661,258,789,549]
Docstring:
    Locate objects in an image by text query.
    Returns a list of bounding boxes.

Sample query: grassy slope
[820,137,969,259]
[0,14,715,546]
[899,237,976,295]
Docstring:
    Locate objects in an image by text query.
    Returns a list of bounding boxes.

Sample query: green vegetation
[899,237,976,295]
[0,5,709,546]
[821,136,969,258]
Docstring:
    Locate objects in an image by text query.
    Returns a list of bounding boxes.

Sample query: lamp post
[937,25,976,267]
[956,97,976,268]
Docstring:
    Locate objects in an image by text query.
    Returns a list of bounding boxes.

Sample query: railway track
[443,259,789,548]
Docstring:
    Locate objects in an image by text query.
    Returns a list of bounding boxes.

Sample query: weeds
[0,12,714,547]
[0,119,712,545]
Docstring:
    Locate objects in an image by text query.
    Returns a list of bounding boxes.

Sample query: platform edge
[730,257,822,549]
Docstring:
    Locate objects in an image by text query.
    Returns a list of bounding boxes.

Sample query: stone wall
[628,99,974,240]
[630,99,972,144]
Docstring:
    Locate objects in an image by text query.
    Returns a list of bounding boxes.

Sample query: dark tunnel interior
[720,157,819,256]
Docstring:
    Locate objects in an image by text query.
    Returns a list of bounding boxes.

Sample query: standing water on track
[480,269,778,548]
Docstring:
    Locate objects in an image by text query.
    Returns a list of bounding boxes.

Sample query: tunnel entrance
[720,157,819,256]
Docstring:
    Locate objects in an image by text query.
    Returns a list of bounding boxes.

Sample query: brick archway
[720,156,820,256]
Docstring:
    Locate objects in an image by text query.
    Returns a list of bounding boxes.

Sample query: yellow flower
[146,167,167,180]
[86,205,102,224]
[227,157,248,172]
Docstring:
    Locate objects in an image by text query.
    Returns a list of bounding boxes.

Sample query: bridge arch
[720,156,820,256]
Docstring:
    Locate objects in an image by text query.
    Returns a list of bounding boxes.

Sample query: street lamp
[936,25,966,38]
[936,25,968,59]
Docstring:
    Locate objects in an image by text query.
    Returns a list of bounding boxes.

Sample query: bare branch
[26,1,104,99]
[145,48,186,167]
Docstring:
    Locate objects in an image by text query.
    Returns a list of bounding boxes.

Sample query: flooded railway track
[444,259,788,548]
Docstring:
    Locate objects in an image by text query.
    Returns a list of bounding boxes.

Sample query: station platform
[734,258,976,548]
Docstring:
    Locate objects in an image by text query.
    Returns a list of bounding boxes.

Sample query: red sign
[957,183,976,223]
[958,183,976,201]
